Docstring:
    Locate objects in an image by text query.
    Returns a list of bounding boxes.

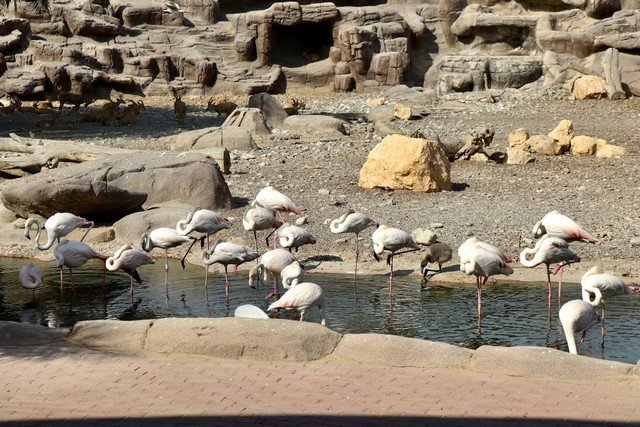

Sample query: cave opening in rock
[271,22,334,68]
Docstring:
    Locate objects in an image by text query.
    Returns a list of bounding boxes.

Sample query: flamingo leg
[79,223,94,242]
[546,265,552,328]
[234,265,238,276]
[69,267,76,294]
[181,237,198,269]
[204,264,209,290]
[389,254,394,296]
[60,268,64,290]
[224,265,230,306]
[557,265,564,306]
[300,310,305,322]
[601,303,606,348]
[354,233,359,276]
[253,230,259,253]
[476,276,482,327]
[207,234,210,250]
[164,250,169,297]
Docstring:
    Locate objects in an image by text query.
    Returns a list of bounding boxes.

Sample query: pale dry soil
[0,92,638,286]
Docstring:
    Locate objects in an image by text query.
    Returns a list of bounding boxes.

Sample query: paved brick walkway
[1,344,639,426]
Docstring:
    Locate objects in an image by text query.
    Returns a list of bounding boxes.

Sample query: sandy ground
[0,89,638,286]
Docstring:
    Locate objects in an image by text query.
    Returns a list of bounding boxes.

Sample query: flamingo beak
[373,251,380,262]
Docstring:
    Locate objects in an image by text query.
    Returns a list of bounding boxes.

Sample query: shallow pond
[2,258,639,364]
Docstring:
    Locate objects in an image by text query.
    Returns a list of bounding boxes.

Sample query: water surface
[2,258,639,364]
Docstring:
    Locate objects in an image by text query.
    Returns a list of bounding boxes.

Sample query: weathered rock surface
[596,143,629,157]
[571,135,606,155]
[113,201,193,243]
[358,135,451,193]
[572,75,609,99]
[281,115,348,136]
[547,120,574,153]
[246,92,288,129]
[526,135,566,156]
[411,228,438,246]
[333,334,472,370]
[508,128,530,149]
[1,151,233,218]
[222,108,271,137]
[167,127,257,151]
[506,147,536,164]
[0,321,68,346]
[471,345,633,381]
[69,318,342,362]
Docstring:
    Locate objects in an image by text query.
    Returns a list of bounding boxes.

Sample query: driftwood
[0,134,231,175]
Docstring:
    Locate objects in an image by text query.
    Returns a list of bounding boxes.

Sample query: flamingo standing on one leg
[202,242,259,305]
[176,208,231,264]
[581,265,633,347]
[141,228,196,293]
[278,224,316,252]
[19,262,43,298]
[242,206,282,252]
[106,244,155,299]
[25,212,94,250]
[248,248,295,299]
[372,224,421,295]
[252,186,301,247]
[54,240,106,292]
[458,237,514,327]
[532,211,601,244]
[267,282,326,325]
[519,235,580,315]
[330,209,376,274]
[559,298,601,355]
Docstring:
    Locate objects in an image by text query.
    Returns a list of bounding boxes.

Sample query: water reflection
[0,258,639,363]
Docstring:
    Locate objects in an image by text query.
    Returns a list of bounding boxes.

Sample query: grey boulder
[281,115,348,136]
[113,201,193,243]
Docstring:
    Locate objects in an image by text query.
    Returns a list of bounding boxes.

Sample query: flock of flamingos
[16,185,636,356]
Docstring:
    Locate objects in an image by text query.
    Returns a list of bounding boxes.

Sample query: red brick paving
[1,344,639,425]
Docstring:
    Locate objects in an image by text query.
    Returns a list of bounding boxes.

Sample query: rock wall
[0,0,638,99]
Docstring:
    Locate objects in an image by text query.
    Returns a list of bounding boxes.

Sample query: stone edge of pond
[3,319,638,382]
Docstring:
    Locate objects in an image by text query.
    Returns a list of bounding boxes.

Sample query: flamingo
[459,237,514,326]
[252,186,301,216]
[242,206,282,251]
[54,240,106,291]
[19,262,43,297]
[234,304,269,319]
[421,242,453,276]
[248,248,295,299]
[278,224,316,252]
[372,224,420,295]
[559,298,601,355]
[281,260,304,289]
[267,282,326,325]
[532,211,601,244]
[202,242,259,304]
[519,235,580,312]
[25,212,94,250]
[330,209,376,274]
[581,266,633,346]
[176,208,231,259]
[106,244,155,298]
[141,228,196,291]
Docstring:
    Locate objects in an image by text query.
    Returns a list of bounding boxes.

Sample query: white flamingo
[519,235,580,311]
[372,224,420,294]
[202,242,259,304]
[281,260,304,289]
[242,206,282,251]
[459,237,514,326]
[141,227,196,291]
[559,298,601,355]
[267,282,326,325]
[330,209,376,274]
[278,224,316,252]
[106,244,155,298]
[176,208,231,258]
[252,186,301,215]
[19,262,43,297]
[532,211,601,244]
[54,240,106,291]
[581,265,633,346]
[248,248,296,300]
[25,212,94,250]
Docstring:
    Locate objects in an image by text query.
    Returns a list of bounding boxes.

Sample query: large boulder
[571,135,606,155]
[222,108,271,137]
[113,201,193,243]
[281,115,348,136]
[547,119,574,153]
[525,135,567,156]
[167,127,257,151]
[596,144,629,158]
[247,92,288,129]
[358,134,451,192]
[572,75,608,99]
[1,151,233,218]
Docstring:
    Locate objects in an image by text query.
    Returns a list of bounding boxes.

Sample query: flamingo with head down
[267,282,326,325]
[25,212,94,250]
[559,297,601,355]
[20,262,43,298]
[372,224,420,295]
[106,244,155,298]
[248,248,296,300]
[176,208,231,262]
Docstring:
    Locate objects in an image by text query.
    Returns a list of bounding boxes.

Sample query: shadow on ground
[0,416,621,426]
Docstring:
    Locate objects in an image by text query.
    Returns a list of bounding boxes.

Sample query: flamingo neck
[563,325,578,355]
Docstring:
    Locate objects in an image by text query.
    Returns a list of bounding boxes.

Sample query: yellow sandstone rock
[358,134,451,192]
[596,144,628,158]
[508,128,529,149]
[547,120,573,153]
[571,75,608,100]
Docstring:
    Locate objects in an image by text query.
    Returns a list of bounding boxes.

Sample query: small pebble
[296,217,308,225]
